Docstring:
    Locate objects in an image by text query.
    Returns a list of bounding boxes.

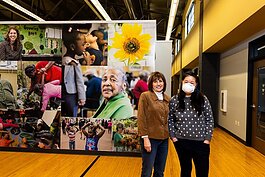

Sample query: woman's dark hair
[147,71,166,93]
[177,71,204,116]
[5,26,21,51]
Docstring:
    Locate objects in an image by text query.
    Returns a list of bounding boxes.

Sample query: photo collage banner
[0,21,156,155]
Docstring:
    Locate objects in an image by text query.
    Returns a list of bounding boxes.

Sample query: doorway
[252,59,265,155]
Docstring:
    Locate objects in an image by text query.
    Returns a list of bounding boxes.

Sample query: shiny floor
[0,128,265,177]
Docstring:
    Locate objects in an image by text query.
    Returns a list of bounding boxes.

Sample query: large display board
[0,21,156,155]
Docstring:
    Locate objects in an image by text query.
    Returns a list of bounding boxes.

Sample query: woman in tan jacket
[137,71,170,177]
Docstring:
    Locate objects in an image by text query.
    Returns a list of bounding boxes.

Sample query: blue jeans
[69,141,75,150]
[141,138,168,177]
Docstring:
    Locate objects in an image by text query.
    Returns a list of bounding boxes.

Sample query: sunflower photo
[108,22,156,69]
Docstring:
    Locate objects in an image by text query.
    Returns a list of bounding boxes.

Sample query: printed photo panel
[112,117,140,152]
[60,64,140,153]
[60,117,140,153]
[0,24,62,150]
[61,117,112,151]
[62,23,108,66]
[18,60,62,113]
[0,109,60,149]
[108,22,156,70]
[0,21,156,156]
[0,24,62,61]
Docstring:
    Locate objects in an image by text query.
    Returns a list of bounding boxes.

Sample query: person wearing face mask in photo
[168,71,214,177]
[0,26,22,61]
[92,68,133,120]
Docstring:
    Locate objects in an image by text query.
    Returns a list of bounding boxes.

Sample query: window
[185,1,195,37]
[175,39,181,55]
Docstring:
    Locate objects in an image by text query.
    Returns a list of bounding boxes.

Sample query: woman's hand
[78,99,86,106]
[90,55,95,64]
[143,137,151,152]
[203,140,210,144]
[38,67,47,74]
[171,137,178,142]
[103,43,108,52]
[83,51,93,65]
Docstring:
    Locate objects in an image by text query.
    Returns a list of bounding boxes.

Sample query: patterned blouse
[168,95,214,141]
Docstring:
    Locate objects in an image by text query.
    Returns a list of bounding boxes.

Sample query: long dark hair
[5,26,21,51]
[177,71,204,116]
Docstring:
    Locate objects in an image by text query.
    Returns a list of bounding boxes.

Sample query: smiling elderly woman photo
[92,68,134,120]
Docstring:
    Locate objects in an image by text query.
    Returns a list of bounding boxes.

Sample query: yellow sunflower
[111,23,152,65]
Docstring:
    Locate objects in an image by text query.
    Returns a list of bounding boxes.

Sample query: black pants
[174,139,210,177]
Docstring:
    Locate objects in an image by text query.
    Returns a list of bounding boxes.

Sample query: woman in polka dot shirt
[168,71,214,177]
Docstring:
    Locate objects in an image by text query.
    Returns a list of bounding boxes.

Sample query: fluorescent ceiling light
[2,0,45,21]
[85,0,111,21]
[166,0,179,41]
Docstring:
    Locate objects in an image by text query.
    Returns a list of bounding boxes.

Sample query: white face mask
[182,83,195,94]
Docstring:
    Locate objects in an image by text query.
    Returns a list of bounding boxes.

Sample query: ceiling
[0,0,186,40]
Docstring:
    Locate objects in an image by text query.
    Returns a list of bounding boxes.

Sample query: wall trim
[217,125,246,145]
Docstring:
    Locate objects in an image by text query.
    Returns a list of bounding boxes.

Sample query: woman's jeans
[141,138,168,177]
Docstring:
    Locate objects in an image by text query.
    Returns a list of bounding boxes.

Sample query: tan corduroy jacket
[137,91,170,140]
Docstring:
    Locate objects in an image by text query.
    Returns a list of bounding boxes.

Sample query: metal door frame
[247,34,265,146]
